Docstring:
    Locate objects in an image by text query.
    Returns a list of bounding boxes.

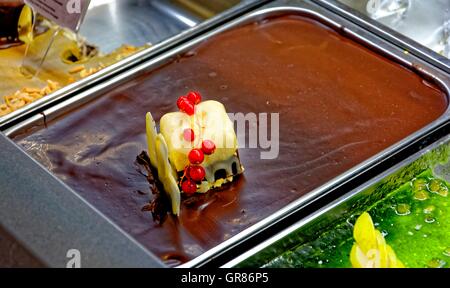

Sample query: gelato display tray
[316,0,450,73]
[2,0,450,267]
[0,0,264,129]
[225,131,450,268]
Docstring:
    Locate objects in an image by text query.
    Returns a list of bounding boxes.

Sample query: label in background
[24,0,91,32]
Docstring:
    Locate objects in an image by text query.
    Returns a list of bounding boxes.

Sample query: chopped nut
[69,65,85,74]
[79,69,89,78]
[0,104,11,116]
[41,86,51,95]
[47,80,60,91]
[79,67,101,78]
[4,94,17,104]
[6,97,25,109]
[29,92,43,99]
[19,93,35,104]
[23,87,42,94]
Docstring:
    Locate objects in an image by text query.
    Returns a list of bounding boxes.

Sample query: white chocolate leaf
[155,134,181,215]
[145,112,158,169]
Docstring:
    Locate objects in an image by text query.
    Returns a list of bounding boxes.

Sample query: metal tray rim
[5,1,450,268]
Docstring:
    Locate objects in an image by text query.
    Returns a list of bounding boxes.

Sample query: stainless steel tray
[224,130,450,268]
[4,0,450,267]
[315,0,450,74]
[0,0,264,130]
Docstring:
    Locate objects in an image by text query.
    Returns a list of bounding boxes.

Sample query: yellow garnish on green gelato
[350,212,404,268]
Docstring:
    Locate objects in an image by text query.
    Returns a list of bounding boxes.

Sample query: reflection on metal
[365,0,410,21]
[339,0,450,58]
[80,0,197,53]
[171,0,241,19]
[151,1,200,28]
[81,0,245,50]
[88,0,117,9]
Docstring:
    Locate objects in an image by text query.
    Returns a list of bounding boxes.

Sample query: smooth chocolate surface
[13,15,447,265]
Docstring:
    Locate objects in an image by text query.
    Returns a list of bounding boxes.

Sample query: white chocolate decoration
[160,100,238,172]
[146,112,180,215]
[145,100,243,215]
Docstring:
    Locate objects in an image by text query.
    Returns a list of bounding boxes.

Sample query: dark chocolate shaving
[182,194,205,207]
[135,151,171,224]
[135,190,147,195]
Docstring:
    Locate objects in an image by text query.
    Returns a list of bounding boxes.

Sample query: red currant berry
[201,140,216,155]
[188,148,204,164]
[181,179,197,195]
[189,166,206,182]
[177,96,195,115]
[183,128,195,142]
[187,91,202,105]
[177,96,189,110]
[183,101,195,116]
